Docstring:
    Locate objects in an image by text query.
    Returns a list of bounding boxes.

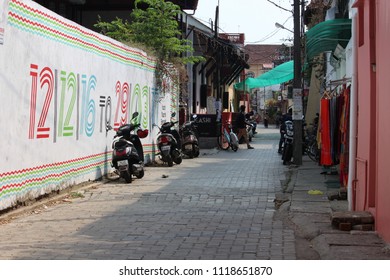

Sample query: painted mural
[0,0,178,210]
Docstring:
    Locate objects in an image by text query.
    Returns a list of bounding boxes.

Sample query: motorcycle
[180,114,200,158]
[154,113,183,167]
[282,120,294,165]
[111,112,148,183]
[304,123,320,162]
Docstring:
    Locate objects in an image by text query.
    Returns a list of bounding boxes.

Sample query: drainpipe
[347,9,358,211]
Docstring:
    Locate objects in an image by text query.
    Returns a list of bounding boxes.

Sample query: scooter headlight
[185,135,196,142]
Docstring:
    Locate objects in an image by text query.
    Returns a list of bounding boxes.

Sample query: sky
[192,0,297,45]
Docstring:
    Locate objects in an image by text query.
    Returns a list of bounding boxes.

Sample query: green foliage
[94,0,203,65]
[94,16,133,44]
[94,0,204,96]
[132,0,180,60]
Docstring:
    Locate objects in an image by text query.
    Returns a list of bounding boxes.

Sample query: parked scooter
[238,122,253,144]
[246,110,258,135]
[111,112,148,183]
[238,121,254,144]
[282,120,294,165]
[180,114,200,158]
[154,113,183,167]
[247,122,254,142]
[248,119,257,135]
[238,112,255,144]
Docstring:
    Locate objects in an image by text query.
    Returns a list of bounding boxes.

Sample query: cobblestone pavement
[0,128,296,260]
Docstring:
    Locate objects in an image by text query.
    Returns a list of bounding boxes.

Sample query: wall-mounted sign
[194,114,218,137]
[292,88,303,120]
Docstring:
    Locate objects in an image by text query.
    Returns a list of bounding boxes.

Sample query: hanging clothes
[320,97,333,166]
[339,86,350,188]
[330,95,338,164]
[336,92,344,162]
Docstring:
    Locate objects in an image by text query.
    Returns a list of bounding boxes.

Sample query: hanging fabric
[339,86,350,188]
[336,92,344,163]
[330,95,337,164]
[320,97,332,166]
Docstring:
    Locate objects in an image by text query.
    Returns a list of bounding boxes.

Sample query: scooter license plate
[161,145,170,151]
[185,144,192,150]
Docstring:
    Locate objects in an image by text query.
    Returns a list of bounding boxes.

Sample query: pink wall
[375,0,390,242]
[355,0,390,242]
[354,0,376,212]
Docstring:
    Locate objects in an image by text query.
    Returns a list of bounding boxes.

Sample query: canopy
[234,60,294,91]
[305,18,352,61]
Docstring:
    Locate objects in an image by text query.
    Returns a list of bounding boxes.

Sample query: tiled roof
[244,44,283,65]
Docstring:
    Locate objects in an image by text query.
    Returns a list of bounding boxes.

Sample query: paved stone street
[0,128,296,260]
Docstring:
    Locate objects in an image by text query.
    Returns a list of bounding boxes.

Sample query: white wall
[0,0,178,210]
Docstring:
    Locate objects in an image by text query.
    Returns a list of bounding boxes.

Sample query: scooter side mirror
[171,112,176,118]
[106,124,113,132]
[132,112,139,119]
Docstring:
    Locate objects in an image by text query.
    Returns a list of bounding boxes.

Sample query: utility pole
[215,5,222,101]
[292,0,303,165]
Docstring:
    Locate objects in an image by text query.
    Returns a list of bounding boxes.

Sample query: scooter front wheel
[174,156,182,165]
[193,145,200,158]
[121,171,132,183]
[135,170,144,179]
[172,149,182,164]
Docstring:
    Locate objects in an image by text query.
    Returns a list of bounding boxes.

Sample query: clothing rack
[319,83,351,174]
[322,77,352,98]
[328,77,352,91]
[328,77,352,86]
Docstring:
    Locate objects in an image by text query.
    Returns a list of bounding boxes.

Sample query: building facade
[352,0,390,242]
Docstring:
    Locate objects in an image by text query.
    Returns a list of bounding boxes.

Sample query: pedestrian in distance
[236,105,254,149]
[264,113,269,128]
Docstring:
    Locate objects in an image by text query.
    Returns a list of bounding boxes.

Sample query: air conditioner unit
[330,55,340,69]
[333,44,345,61]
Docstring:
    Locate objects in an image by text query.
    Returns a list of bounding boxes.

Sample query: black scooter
[180,114,200,158]
[111,112,148,183]
[154,113,183,167]
[282,120,294,165]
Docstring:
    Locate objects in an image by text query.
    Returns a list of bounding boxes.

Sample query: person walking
[236,105,254,149]
[264,113,269,128]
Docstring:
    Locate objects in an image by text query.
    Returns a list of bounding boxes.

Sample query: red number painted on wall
[113,81,131,131]
[28,64,54,139]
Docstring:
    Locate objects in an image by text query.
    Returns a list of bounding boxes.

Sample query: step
[331,211,374,231]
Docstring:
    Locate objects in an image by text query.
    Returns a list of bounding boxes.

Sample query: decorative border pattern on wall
[0,0,179,211]
[0,152,111,210]
[7,0,156,71]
